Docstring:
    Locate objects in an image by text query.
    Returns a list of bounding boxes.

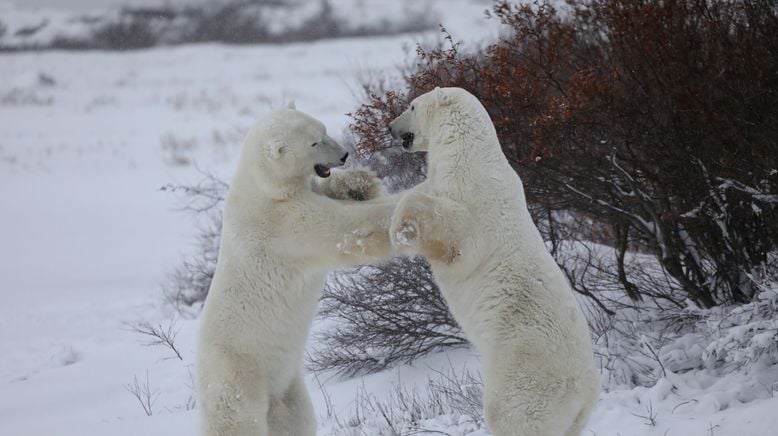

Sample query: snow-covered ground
[2,1,777,435]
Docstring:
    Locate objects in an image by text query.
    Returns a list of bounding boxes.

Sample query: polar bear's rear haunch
[198,105,397,436]
[389,88,600,436]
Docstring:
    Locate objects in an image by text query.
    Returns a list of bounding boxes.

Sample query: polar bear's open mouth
[401,133,414,149]
[314,164,331,178]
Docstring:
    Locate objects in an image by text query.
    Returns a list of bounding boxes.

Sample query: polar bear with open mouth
[389,87,600,436]
[198,103,396,436]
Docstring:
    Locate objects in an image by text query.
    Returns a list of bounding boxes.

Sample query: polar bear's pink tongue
[314,164,331,178]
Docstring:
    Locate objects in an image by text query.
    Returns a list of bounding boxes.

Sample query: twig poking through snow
[124,370,159,417]
[631,400,658,427]
[127,320,184,361]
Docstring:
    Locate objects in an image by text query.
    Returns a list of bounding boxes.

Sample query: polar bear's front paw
[327,168,384,201]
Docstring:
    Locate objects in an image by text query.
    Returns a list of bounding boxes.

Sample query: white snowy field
[2,1,778,435]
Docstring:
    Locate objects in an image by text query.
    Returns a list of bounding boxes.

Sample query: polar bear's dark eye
[411,105,415,111]
[311,142,317,147]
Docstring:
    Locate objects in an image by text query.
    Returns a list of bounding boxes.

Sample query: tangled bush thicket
[310,258,466,378]
[702,277,778,370]
[351,0,778,309]
[591,269,778,388]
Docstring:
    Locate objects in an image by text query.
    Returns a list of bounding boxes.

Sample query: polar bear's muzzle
[388,114,415,150]
[313,136,349,178]
[314,151,348,178]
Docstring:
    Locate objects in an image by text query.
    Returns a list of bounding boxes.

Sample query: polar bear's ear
[269,140,287,159]
[286,101,296,110]
[434,87,451,107]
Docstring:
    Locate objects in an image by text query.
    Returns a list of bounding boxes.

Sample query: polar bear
[388,87,600,436]
[198,103,397,436]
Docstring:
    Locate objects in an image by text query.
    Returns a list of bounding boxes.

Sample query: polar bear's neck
[233,154,306,200]
[426,105,504,183]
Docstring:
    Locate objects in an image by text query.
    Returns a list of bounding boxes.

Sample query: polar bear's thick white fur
[388,87,600,436]
[198,103,397,436]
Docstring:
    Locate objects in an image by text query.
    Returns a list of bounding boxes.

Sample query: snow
[2,1,778,435]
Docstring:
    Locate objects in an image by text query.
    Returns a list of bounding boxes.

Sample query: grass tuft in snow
[124,370,160,417]
[321,362,485,435]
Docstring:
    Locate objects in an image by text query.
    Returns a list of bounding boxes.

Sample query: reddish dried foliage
[350,0,778,307]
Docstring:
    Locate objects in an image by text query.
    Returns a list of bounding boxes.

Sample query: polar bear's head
[244,102,349,184]
[388,87,477,152]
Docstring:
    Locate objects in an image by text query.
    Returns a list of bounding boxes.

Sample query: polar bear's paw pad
[329,168,384,201]
[394,219,420,246]
[347,189,367,201]
[338,232,369,255]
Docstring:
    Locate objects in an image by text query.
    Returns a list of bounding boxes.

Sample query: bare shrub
[163,215,220,312]
[310,258,466,378]
[183,366,197,411]
[128,320,184,361]
[124,370,159,416]
[160,170,227,313]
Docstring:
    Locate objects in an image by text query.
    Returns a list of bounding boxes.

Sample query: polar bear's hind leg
[201,384,270,436]
[267,374,316,436]
[483,358,586,436]
[565,372,600,436]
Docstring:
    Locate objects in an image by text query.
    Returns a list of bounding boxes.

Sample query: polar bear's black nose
[341,152,349,163]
